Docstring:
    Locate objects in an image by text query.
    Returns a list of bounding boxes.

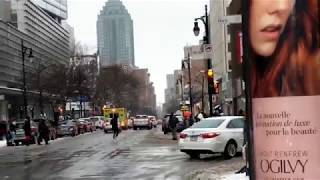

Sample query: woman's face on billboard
[250,0,295,57]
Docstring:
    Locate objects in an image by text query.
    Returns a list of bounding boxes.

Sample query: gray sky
[67,0,209,105]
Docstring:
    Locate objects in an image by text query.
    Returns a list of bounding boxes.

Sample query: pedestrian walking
[111,114,119,139]
[168,112,179,140]
[38,119,49,145]
[23,117,32,146]
[7,120,16,146]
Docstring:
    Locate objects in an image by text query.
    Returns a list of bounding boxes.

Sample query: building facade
[97,0,135,67]
[209,0,233,115]
[164,74,175,103]
[0,0,70,122]
[227,0,245,114]
[31,0,68,22]
[132,68,156,115]
[183,45,209,114]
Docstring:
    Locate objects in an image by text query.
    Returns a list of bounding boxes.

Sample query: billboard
[243,0,320,179]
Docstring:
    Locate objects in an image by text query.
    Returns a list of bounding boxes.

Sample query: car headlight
[69,128,74,131]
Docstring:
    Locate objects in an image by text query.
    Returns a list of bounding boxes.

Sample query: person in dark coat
[168,113,179,140]
[111,114,119,139]
[23,117,32,146]
[38,119,49,145]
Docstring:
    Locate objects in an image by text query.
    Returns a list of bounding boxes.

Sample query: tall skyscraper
[97,0,135,67]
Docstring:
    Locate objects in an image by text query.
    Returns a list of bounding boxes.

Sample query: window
[227,118,244,128]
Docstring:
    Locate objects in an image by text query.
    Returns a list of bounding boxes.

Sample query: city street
[0,128,244,180]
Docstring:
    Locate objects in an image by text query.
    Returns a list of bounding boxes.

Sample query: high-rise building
[97,0,135,67]
[0,0,70,122]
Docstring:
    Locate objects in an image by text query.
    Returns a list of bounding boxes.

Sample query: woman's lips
[260,24,282,41]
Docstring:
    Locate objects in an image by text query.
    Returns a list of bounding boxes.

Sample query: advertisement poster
[243,0,320,179]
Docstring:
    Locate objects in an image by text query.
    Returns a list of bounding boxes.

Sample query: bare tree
[95,65,142,114]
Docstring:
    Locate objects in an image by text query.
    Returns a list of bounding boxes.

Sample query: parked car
[133,115,152,130]
[73,119,85,134]
[57,120,78,137]
[79,118,93,132]
[86,118,97,131]
[162,114,185,134]
[179,116,244,159]
[14,121,38,146]
[148,116,157,128]
[103,118,113,133]
[127,117,134,129]
[33,119,57,140]
[91,116,105,129]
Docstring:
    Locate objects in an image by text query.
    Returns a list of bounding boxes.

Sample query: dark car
[162,114,185,134]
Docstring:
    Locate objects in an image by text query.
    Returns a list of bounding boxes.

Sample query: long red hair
[250,0,320,98]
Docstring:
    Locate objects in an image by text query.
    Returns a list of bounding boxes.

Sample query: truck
[103,107,128,130]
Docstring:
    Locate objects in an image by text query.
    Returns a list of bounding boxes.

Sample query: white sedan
[179,116,244,159]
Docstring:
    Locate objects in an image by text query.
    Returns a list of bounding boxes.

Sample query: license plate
[190,136,198,141]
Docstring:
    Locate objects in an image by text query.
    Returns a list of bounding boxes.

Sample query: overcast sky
[67,0,209,105]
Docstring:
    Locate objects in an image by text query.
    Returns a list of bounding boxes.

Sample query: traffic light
[207,69,214,94]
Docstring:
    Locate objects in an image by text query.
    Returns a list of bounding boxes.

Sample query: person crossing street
[168,113,179,140]
[111,114,119,140]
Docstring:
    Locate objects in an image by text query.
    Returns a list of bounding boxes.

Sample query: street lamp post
[21,40,33,119]
[200,70,205,113]
[193,4,214,117]
[182,53,193,118]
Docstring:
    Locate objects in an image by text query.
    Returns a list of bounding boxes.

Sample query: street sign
[203,44,213,59]
[218,15,242,24]
[180,105,189,111]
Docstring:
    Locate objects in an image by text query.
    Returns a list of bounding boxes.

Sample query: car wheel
[188,152,200,159]
[133,127,137,130]
[224,141,237,159]
[15,141,19,146]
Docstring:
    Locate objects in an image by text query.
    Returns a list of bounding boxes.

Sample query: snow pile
[221,173,249,180]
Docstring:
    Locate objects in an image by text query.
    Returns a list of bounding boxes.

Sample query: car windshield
[191,119,225,129]
[16,123,24,129]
